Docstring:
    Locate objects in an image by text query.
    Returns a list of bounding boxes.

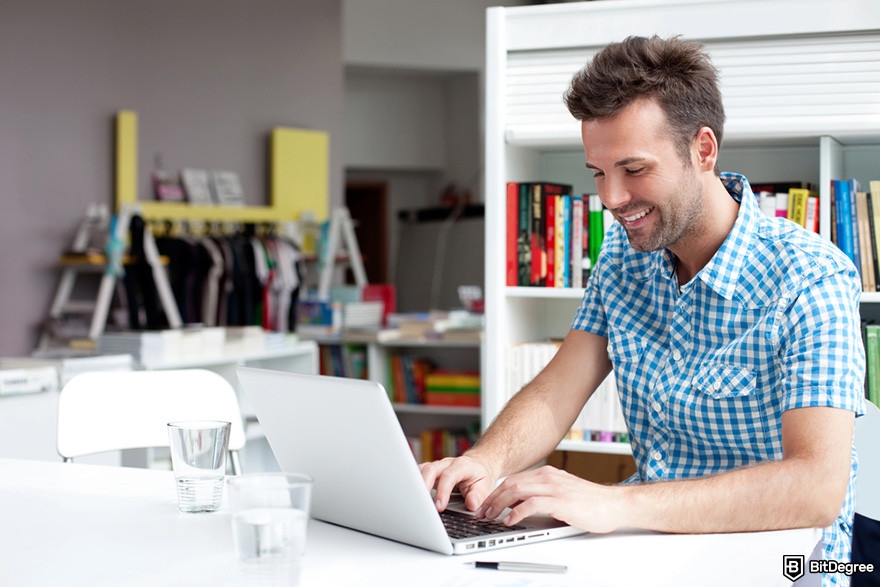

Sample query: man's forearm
[615,407,854,534]
[468,329,613,481]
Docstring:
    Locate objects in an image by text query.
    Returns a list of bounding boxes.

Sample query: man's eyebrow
[585,156,648,169]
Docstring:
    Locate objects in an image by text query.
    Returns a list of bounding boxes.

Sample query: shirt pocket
[670,365,767,454]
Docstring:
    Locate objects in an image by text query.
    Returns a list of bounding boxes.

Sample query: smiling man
[419,36,866,587]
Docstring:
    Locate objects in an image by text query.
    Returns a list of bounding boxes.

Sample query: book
[757,191,776,218]
[588,194,604,270]
[775,192,789,219]
[517,183,531,287]
[805,194,820,233]
[849,179,863,281]
[545,192,556,287]
[866,324,880,407]
[506,182,518,286]
[570,195,585,289]
[180,168,213,205]
[870,181,880,290]
[833,179,857,270]
[856,190,876,292]
[787,188,812,228]
[152,170,184,202]
[209,170,245,206]
[556,194,570,288]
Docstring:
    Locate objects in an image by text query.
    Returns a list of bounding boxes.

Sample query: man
[420,36,866,586]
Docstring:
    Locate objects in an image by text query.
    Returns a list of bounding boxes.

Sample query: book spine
[849,179,863,280]
[775,192,789,219]
[856,190,875,292]
[517,183,531,287]
[805,195,820,233]
[866,324,880,407]
[834,179,856,268]
[758,191,776,218]
[530,184,545,286]
[588,194,604,270]
[570,195,584,289]
[545,194,556,287]
[870,181,880,291]
[506,182,518,287]
[788,188,810,228]
[558,194,570,288]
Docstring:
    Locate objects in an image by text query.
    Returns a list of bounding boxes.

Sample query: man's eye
[592,171,604,179]
[625,168,644,175]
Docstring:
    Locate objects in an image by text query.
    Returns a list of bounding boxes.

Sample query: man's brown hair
[564,35,725,171]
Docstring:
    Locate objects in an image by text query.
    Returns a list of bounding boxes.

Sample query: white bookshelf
[484,0,880,454]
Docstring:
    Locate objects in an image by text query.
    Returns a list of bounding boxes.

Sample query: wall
[0,0,344,356]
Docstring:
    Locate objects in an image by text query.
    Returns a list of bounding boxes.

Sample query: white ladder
[316,206,368,300]
[39,204,182,350]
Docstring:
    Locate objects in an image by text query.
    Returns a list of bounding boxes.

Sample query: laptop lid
[236,366,583,555]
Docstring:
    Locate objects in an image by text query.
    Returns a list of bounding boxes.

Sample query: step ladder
[316,206,368,300]
[39,204,182,351]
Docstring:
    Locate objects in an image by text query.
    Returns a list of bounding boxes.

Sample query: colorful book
[588,194,604,270]
[856,190,876,292]
[506,182,519,287]
[545,193,556,287]
[866,324,880,408]
[833,179,857,270]
[787,188,810,228]
[570,195,585,289]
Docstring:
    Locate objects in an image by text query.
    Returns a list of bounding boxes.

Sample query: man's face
[581,98,705,254]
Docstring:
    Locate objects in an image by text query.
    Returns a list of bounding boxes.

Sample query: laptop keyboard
[440,509,526,539]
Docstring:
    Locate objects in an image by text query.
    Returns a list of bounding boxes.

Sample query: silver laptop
[235,366,585,555]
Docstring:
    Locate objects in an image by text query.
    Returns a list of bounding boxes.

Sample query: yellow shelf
[131,202,289,224]
[114,110,329,224]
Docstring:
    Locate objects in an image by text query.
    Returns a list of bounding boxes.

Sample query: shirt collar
[691,172,758,300]
[626,172,758,299]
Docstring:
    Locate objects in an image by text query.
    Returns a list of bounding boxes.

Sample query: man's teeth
[623,208,652,222]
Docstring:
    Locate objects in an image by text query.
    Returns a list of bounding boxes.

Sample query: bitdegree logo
[808,560,875,576]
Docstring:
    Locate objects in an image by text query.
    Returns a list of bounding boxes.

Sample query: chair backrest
[854,400,880,520]
[57,369,246,470]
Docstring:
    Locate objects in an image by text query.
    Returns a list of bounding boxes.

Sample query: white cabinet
[483,0,880,454]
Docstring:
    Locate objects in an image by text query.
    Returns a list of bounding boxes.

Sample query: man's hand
[475,465,624,534]
[418,454,497,513]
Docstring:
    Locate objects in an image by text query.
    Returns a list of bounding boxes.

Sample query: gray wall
[0,0,344,355]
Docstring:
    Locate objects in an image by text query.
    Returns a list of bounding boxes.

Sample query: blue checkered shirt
[572,173,866,585]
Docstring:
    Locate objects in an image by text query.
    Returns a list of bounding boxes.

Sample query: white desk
[0,458,820,586]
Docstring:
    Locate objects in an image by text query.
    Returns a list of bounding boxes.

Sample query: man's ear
[693,126,718,172]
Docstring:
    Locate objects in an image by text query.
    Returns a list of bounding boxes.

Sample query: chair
[851,401,880,585]
[57,369,246,474]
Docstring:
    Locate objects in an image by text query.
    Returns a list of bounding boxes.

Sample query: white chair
[57,369,246,474]
[854,400,880,522]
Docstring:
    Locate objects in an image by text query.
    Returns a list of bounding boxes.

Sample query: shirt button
[672,350,682,361]
[713,381,722,391]
[651,450,662,461]
[652,401,662,412]
[607,344,612,354]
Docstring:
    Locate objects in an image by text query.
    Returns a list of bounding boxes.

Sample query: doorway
[345,181,388,284]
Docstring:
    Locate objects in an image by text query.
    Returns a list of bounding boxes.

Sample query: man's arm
[479,405,854,534]
[419,329,612,512]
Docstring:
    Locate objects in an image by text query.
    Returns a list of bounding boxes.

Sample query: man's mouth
[621,207,654,223]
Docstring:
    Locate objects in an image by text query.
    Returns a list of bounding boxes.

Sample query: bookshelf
[305,334,483,461]
[484,0,880,456]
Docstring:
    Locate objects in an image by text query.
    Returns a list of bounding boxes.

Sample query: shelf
[128,202,289,224]
[506,287,585,300]
[392,404,480,417]
[556,439,632,455]
[862,292,880,304]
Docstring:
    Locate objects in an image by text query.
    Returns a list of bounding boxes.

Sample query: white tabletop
[0,458,820,586]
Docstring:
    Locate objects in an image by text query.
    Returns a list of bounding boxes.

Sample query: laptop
[235,366,585,555]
